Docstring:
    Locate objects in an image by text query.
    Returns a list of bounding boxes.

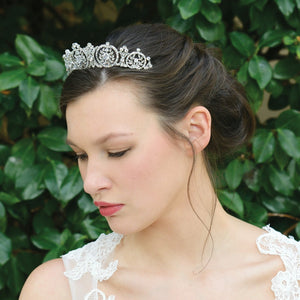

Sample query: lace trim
[84,288,115,300]
[257,225,300,299]
[63,232,123,282]
[63,227,300,299]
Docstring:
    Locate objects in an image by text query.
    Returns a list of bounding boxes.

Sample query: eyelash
[74,153,88,161]
[108,149,130,158]
[74,149,130,161]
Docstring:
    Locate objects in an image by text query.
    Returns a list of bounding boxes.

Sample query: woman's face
[66,80,192,235]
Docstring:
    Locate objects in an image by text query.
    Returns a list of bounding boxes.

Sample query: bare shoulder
[19,258,71,300]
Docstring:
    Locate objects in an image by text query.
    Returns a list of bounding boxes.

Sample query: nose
[82,161,112,195]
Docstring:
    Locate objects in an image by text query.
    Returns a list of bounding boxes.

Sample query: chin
[106,218,149,236]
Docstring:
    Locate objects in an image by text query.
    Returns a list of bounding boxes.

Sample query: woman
[20,23,300,300]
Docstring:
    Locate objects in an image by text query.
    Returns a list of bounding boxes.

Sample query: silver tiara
[63,42,152,74]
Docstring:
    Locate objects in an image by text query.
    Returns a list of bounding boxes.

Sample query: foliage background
[0,0,300,298]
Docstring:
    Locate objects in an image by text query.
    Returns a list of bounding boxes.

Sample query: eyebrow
[66,132,133,148]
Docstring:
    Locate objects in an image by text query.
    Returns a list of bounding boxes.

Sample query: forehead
[66,80,142,119]
[65,80,159,142]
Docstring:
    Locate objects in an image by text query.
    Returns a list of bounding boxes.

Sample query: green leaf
[59,166,83,205]
[289,84,300,110]
[200,1,222,24]
[248,56,272,89]
[18,76,40,108]
[245,79,263,112]
[0,144,10,165]
[274,141,290,170]
[274,57,300,80]
[277,128,300,159]
[229,32,256,57]
[266,79,283,98]
[0,169,3,186]
[36,144,62,162]
[259,29,290,48]
[16,252,42,275]
[166,14,193,33]
[6,256,25,295]
[0,69,27,91]
[196,18,225,42]
[275,110,300,136]
[287,160,300,188]
[268,165,294,196]
[237,62,249,85]
[0,192,20,205]
[218,190,244,217]
[26,61,46,76]
[283,35,295,45]
[0,202,6,232]
[222,46,245,70]
[275,0,295,16]
[43,247,62,262]
[225,159,245,190]
[12,138,35,166]
[254,0,268,10]
[78,193,97,214]
[253,130,275,163]
[178,0,202,19]
[296,0,300,9]
[44,59,65,81]
[81,217,103,239]
[15,165,46,200]
[0,53,23,68]
[240,0,256,4]
[262,193,299,214]
[38,84,58,119]
[296,222,300,239]
[244,168,261,192]
[4,139,35,184]
[15,34,45,64]
[31,227,61,250]
[244,201,268,226]
[33,211,55,235]
[0,232,12,265]
[66,233,86,251]
[44,160,68,198]
[208,0,221,3]
[37,126,71,152]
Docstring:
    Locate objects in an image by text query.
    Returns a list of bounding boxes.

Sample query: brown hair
[60,23,255,179]
[61,23,255,262]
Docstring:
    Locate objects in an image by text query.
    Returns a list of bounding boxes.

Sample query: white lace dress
[62,226,300,300]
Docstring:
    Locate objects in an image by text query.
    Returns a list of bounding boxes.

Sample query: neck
[118,161,233,275]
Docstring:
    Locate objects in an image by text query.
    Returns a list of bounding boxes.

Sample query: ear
[183,106,211,154]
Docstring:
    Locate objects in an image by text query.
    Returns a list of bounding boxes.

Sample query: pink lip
[94,201,124,217]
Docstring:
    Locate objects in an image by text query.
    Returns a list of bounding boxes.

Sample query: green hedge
[0,0,299,298]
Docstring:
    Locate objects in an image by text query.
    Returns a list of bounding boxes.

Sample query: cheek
[121,136,182,188]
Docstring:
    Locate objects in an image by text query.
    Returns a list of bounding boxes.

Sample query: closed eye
[74,153,88,161]
[108,149,130,158]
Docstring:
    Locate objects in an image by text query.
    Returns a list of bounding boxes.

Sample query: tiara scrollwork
[63,42,152,74]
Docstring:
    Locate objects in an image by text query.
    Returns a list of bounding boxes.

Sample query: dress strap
[62,232,123,300]
[257,225,300,299]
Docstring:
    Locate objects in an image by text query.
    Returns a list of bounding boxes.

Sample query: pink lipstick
[94,201,124,217]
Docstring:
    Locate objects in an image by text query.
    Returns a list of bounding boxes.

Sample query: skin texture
[66,80,211,236]
[20,80,284,300]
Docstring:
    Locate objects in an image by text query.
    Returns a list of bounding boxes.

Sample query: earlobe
[186,106,211,154]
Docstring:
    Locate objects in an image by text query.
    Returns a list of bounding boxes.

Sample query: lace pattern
[63,232,122,282]
[84,288,115,300]
[63,227,300,299]
[257,225,300,299]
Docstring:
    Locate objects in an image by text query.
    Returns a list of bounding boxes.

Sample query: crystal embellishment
[63,42,152,74]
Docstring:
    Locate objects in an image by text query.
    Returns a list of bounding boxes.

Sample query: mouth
[94,201,124,217]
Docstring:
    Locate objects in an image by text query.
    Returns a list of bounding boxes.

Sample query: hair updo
[60,23,255,176]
